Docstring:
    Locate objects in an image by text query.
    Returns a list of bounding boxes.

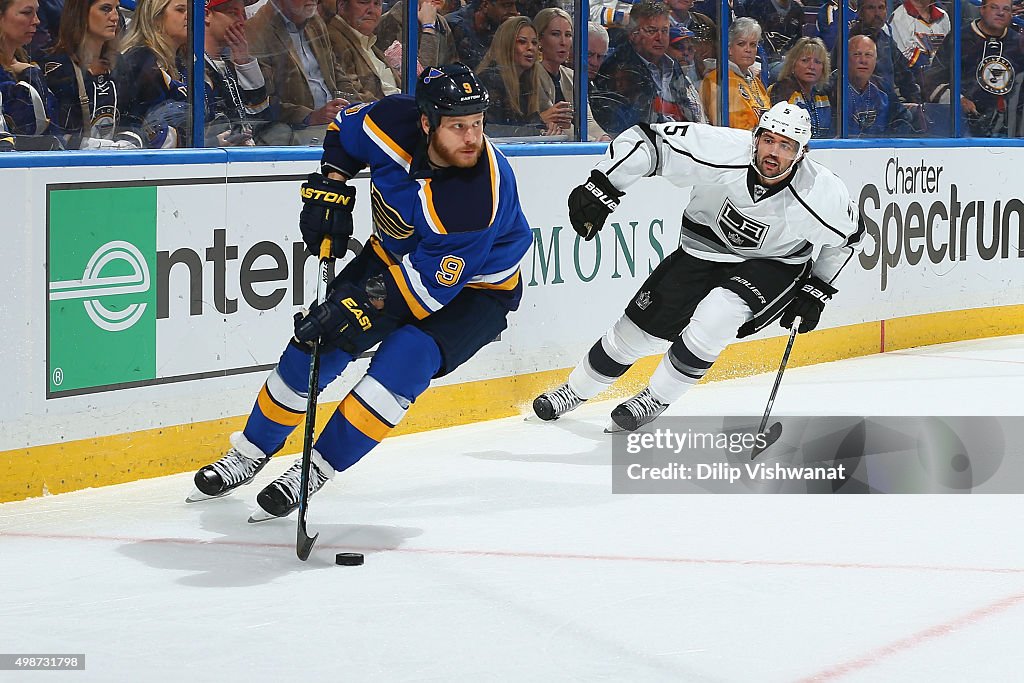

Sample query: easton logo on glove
[300,186,353,205]
[341,297,372,331]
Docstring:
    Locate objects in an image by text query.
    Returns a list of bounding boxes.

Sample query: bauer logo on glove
[568,170,625,241]
[584,179,619,211]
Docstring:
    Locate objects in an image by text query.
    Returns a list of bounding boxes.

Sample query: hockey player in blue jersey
[188,64,533,519]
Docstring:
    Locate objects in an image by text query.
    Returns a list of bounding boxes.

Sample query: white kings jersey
[595,122,863,285]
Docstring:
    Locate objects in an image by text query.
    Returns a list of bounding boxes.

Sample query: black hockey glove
[294,276,392,354]
[568,170,624,241]
[780,276,838,333]
[299,172,355,258]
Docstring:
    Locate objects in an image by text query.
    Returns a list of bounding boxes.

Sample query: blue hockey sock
[314,326,440,472]
[242,341,354,455]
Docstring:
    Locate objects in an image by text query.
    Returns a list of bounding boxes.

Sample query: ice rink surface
[3,335,1024,682]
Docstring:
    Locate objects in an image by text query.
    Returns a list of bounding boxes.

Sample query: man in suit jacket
[321,0,401,102]
[247,0,354,127]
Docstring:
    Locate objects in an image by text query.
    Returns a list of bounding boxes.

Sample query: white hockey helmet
[754,103,812,153]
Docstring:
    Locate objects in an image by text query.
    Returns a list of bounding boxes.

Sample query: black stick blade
[297,528,318,561]
[751,422,783,460]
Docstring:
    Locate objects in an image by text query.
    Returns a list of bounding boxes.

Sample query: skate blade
[185,487,227,503]
[247,508,287,523]
[603,421,626,434]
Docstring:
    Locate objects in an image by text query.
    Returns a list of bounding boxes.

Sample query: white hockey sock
[648,288,752,405]
[568,315,666,399]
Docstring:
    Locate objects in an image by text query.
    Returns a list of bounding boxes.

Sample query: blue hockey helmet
[416,63,489,131]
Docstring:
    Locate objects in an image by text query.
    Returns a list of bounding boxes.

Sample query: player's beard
[429,135,484,168]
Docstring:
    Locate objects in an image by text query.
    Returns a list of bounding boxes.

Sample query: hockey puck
[335,552,364,566]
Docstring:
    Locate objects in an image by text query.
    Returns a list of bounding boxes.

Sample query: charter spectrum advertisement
[851,151,1024,292]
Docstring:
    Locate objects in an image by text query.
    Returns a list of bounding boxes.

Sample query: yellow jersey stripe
[486,143,499,226]
[365,115,412,165]
[257,385,305,427]
[369,238,432,320]
[422,179,447,234]
[466,271,520,291]
[340,393,392,442]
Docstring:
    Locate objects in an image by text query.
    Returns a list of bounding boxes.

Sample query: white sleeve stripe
[363,119,412,172]
[416,180,446,235]
[663,138,746,170]
[352,375,408,426]
[267,368,308,412]
[400,254,445,311]
[469,263,519,284]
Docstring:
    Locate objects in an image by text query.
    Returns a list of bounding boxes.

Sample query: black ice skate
[608,387,668,433]
[186,432,271,503]
[533,382,585,421]
[249,450,335,522]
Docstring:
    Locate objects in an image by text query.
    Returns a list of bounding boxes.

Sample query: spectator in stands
[816,0,856,52]
[2,0,60,138]
[689,16,715,80]
[741,0,803,79]
[246,0,349,141]
[535,7,609,140]
[666,0,715,37]
[27,0,59,60]
[667,24,700,85]
[848,0,921,104]
[592,0,706,137]
[586,19,608,87]
[476,15,568,136]
[844,33,920,135]
[321,0,400,102]
[888,0,949,89]
[203,0,272,146]
[116,0,189,147]
[446,0,519,70]
[924,0,1024,137]
[769,36,833,137]
[700,15,769,129]
[376,0,459,78]
[46,0,144,148]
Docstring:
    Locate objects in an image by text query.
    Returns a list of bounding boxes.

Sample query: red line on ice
[2,531,1024,575]
[796,590,1024,681]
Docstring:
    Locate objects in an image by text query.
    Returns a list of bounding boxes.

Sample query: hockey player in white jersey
[533,102,863,432]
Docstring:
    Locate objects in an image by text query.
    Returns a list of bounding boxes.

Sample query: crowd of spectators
[3,0,1024,150]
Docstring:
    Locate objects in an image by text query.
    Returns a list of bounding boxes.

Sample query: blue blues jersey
[322,94,532,319]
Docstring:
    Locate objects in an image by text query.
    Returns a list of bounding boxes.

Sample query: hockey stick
[750,315,801,460]
[297,237,334,561]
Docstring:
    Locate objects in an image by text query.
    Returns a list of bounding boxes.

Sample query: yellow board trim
[4,304,1024,503]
